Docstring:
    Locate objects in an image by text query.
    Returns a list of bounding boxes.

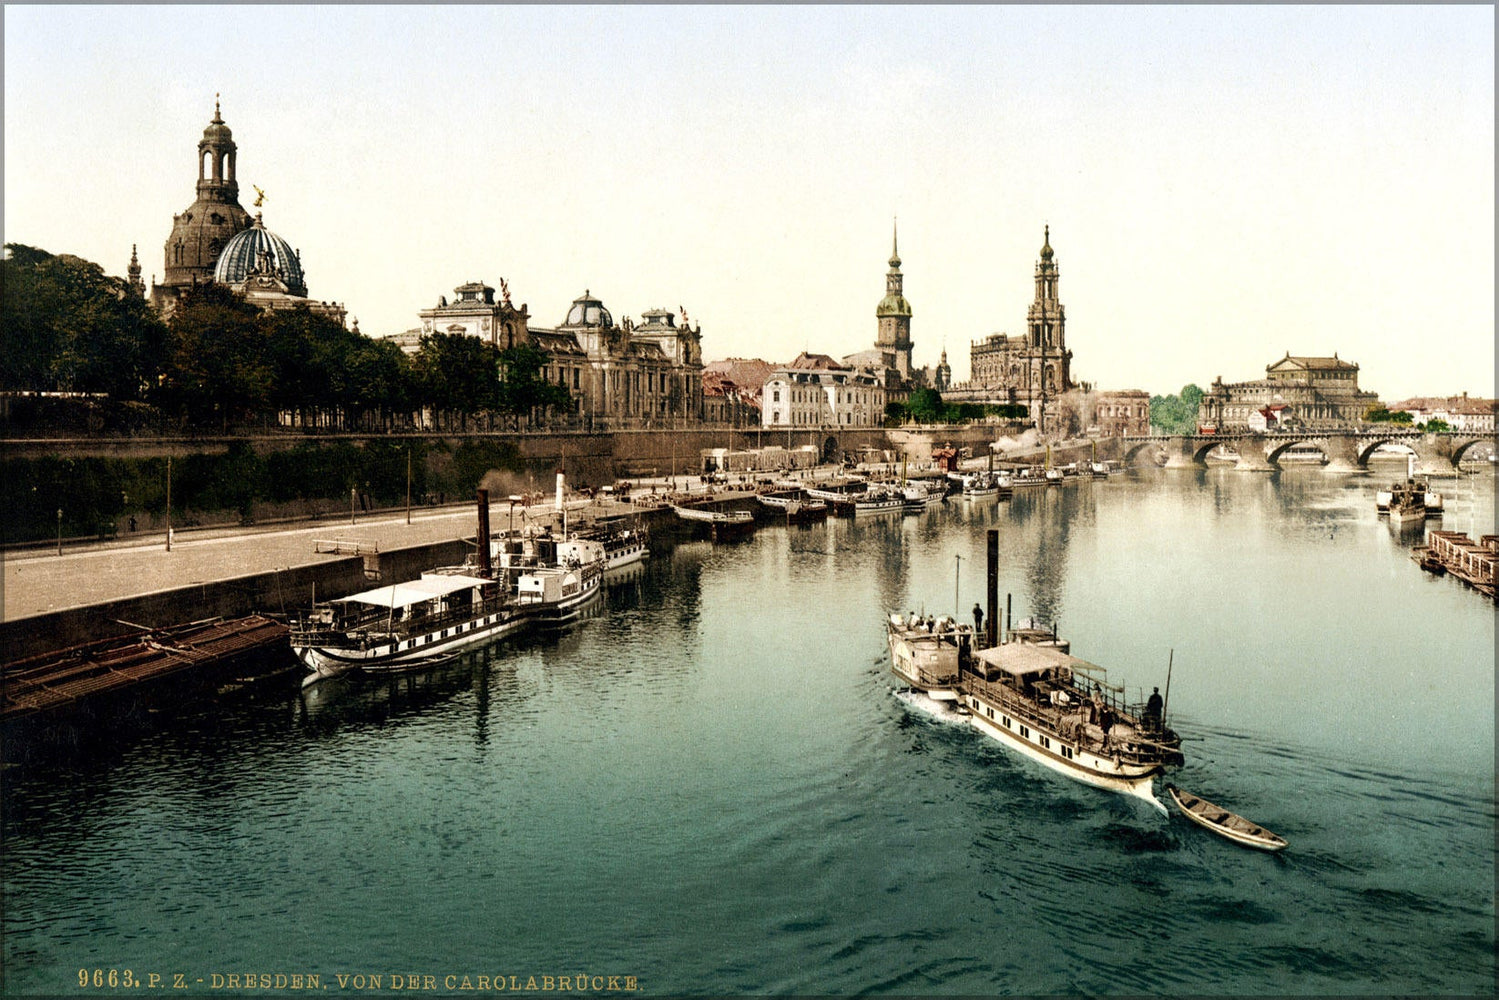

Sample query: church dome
[877,292,912,318]
[201,100,233,144]
[213,214,306,296]
[561,289,613,328]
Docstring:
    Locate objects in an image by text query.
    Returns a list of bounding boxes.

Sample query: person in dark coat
[1145,686,1164,729]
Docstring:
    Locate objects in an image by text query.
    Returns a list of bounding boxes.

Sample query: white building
[761,353,887,429]
[1387,395,1497,432]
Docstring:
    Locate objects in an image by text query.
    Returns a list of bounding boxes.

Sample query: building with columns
[149,100,254,316]
[958,227,1073,418]
[1197,353,1380,430]
[400,284,705,427]
[145,101,344,323]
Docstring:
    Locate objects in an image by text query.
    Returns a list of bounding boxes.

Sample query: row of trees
[1149,384,1205,434]
[887,388,1028,426]
[2,244,572,431]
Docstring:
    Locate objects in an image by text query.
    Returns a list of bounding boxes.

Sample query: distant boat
[672,503,756,539]
[1166,784,1288,851]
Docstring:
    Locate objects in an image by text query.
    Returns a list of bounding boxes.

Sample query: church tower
[127,245,145,298]
[1025,226,1071,397]
[152,98,253,314]
[875,220,913,380]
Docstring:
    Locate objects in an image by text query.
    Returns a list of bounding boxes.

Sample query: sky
[4,5,1493,401]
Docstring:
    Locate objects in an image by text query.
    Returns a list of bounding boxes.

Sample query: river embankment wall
[0,538,470,663]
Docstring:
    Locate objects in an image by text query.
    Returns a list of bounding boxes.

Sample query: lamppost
[350,486,357,526]
[56,508,63,556]
[165,455,173,552]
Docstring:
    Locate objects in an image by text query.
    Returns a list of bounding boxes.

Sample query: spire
[213,93,222,123]
[889,217,901,268]
[1040,224,1054,261]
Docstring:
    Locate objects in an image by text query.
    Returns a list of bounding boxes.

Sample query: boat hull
[295,606,535,678]
[963,694,1164,804]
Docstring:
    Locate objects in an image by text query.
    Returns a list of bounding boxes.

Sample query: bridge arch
[1355,436,1418,467]
[1450,437,1496,466]
[821,435,840,463]
[1264,437,1327,466]
[1121,440,1164,466]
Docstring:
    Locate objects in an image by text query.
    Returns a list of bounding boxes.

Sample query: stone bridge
[1115,430,1498,475]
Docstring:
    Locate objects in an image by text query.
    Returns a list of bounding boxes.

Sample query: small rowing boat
[1166,784,1287,851]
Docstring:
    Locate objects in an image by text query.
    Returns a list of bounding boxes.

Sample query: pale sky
[4,5,1493,400]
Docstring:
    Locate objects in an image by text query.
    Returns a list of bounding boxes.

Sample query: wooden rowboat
[1166,784,1287,852]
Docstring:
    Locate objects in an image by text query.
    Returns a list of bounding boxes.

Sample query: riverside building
[1197,353,1381,430]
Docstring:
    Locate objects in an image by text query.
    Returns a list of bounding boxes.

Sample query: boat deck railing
[290,590,515,645]
[960,672,1179,766]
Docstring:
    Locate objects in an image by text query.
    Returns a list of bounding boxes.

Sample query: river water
[4,465,1495,996]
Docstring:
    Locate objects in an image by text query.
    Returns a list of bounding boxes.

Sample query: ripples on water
[4,469,1494,995]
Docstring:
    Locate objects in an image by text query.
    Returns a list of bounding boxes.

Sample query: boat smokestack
[476,489,492,579]
[986,529,999,649]
[555,469,565,512]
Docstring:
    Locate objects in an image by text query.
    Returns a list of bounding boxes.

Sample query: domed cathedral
[965,226,1074,418]
[147,100,345,325]
[150,99,254,316]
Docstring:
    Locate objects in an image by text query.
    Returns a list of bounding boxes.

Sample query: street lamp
[351,486,357,526]
[56,508,63,556]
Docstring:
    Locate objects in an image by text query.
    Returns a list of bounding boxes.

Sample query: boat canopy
[336,574,492,608]
[971,643,1102,678]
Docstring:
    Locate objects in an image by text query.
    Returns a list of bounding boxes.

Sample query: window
[1020,725,1030,739]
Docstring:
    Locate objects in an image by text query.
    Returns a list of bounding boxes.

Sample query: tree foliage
[2,243,167,398]
[1149,384,1204,434]
[1364,405,1414,425]
[885,388,1027,426]
[3,244,575,433]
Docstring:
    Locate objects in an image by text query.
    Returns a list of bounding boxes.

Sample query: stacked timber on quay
[1417,530,1498,600]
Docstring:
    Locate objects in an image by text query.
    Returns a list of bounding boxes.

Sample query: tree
[497,344,571,424]
[2,243,167,398]
[157,283,269,429]
[906,387,944,424]
[1150,384,1205,434]
[1364,405,1414,425]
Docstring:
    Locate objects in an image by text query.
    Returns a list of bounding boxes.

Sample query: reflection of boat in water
[1166,784,1287,851]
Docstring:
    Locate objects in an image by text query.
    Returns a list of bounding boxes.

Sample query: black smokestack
[477,489,492,579]
[986,529,999,649]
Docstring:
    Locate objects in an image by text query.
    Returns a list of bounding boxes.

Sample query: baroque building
[761,352,886,430]
[403,284,705,427]
[1197,353,1381,430]
[147,101,344,323]
[150,100,253,316]
[963,227,1073,417]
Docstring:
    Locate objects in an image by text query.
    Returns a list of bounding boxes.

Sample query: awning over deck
[971,643,1102,678]
[336,574,492,608]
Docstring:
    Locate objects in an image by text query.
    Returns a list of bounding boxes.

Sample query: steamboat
[290,491,604,680]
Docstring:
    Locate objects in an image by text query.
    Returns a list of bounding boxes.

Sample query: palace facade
[1197,353,1380,430]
